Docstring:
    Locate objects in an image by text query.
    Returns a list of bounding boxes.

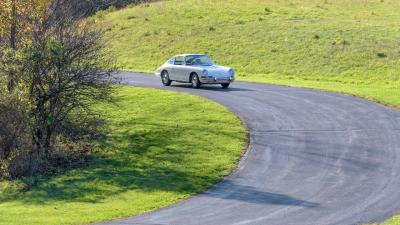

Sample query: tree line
[0,0,115,179]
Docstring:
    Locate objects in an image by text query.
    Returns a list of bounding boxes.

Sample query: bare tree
[0,0,115,178]
[30,0,114,161]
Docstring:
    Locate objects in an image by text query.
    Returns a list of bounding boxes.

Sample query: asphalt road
[102,72,400,225]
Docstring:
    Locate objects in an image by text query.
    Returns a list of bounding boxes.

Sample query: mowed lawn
[0,87,246,225]
[98,0,400,108]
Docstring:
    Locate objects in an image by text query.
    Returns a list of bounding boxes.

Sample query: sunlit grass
[99,0,400,108]
[0,87,246,225]
[383,217,400,225]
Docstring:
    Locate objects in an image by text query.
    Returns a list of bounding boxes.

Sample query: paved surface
[102,72,400,225]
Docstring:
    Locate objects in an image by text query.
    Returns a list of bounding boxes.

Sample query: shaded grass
[0,87,246,225]
[97,0,400,108]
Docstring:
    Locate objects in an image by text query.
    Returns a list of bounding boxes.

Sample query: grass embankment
[382,218,400,225]
[98,0,399,108]
[0,87,246,225]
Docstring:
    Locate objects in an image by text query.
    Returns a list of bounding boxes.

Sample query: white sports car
[155,54,235,88]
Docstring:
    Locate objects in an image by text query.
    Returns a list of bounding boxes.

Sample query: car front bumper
[200,76,234,84]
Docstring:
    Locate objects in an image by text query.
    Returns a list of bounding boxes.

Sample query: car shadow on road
[204,180,319,208]
[170,84,254,92]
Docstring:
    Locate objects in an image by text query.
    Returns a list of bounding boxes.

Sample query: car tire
[161,71,172,86]
[221,83,230,89]
[191,73,201,89]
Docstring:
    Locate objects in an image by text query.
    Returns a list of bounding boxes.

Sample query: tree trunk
[44,125,53,156]
[10,0,17,49]
[7,0,17,92]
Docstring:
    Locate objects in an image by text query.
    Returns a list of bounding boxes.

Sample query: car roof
[174,54,207,57]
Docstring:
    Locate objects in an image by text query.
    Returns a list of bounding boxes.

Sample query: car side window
[167,58,175,64]
[185,56,195,65]
[174,56,184,65]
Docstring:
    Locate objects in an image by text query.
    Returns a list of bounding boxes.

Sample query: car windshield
[185,55,214,66]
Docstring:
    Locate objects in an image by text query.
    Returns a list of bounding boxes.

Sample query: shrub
[0,90,32,179]
[0,0,114,179]
[377,52,387,58]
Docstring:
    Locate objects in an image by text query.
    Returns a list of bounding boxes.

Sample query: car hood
[191,65,231,76]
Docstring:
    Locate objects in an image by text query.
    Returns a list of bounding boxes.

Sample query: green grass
[96,2,400,223]
[0,87,246,225]
[383,218,400,225]
[98,0,400,108]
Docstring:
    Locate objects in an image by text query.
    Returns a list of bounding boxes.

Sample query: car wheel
[191,73,201,89]
[161,71,172,86]
[221,83,230,89]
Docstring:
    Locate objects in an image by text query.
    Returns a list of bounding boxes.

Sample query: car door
[171,56,185,81]
[181,56,194,82]
[166,57,177,80]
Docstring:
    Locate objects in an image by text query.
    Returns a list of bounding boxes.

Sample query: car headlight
[229,69,235,76]
[203,70,208,76]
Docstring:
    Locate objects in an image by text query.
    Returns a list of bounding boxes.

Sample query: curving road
[102,72,400,225]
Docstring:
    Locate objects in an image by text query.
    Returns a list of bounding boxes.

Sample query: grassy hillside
[97,0,399,108]
[0,87,246,225]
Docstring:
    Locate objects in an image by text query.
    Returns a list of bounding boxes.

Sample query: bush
[377,52,387,58]
[0,0,114,180]
[0,90,33,179]
[0,84,107,179]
